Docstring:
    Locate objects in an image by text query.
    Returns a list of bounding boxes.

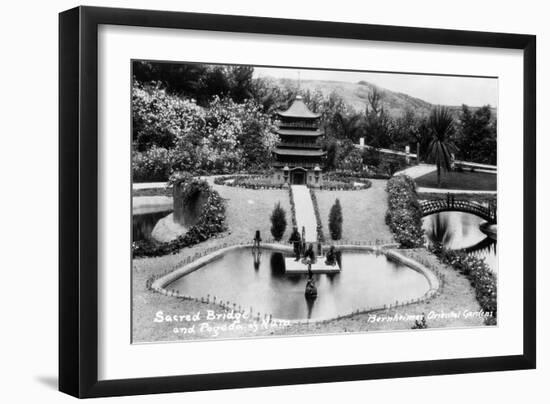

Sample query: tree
[133,61,258,106]
[426,106,458,188]
[270,202,287,241]
[323,139,338,170]
[228,65,254,103]
[412,116,432,163]
[392,108,421,153]
[339,149,363,172]
[456,105,497,164]
[329,112,364,142]
[132,80,205,151]
[328,199,343,240]
[133,61,207,100]
[334,139,358,170]
[364,88,392,148]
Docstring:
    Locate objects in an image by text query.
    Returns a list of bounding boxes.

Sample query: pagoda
[271,95,325,186]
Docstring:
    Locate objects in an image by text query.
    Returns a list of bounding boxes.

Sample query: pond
[422,212,497,273]
[133,210,171,242]
[167,248,431,320]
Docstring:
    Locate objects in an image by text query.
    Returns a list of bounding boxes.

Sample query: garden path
[291,185,318,243]
[132,181,167,190]
[417,187,497,194]
[394,164,436,179]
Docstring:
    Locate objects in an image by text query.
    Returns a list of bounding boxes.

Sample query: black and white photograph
[0,0,544,401]
[131,61,498,343]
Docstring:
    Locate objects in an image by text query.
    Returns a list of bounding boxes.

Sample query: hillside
[270,78,495,118]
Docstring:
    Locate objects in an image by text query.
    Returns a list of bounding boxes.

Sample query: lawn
[212,183,293,243]
[415,170,497,191]
[314,179,394,243]
[132,184,293,342]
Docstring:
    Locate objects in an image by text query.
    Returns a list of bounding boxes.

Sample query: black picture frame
[59,5,536,398]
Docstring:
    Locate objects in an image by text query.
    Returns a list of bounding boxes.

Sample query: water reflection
[133,210,171,241]
[168,248,430,320]
[422,212,497,273]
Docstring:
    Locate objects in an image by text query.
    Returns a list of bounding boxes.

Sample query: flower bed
[327,169,389,181]
[309,188,326,242]
[288,185,297,228]
[132,176,227,257]
[213,174,286,189]
[321,172,372,190]
[429,244,497,325]
[385,175,425,248]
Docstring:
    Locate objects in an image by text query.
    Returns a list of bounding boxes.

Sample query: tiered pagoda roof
[272,95,325,166]
[276,96,321,119]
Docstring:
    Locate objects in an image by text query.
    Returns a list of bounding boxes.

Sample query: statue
[305,277,317,299]
[325,245,337,266]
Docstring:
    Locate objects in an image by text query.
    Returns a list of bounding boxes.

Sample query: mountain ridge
[268,77,496,118]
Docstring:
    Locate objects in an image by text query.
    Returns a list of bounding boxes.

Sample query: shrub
[362,148,381,167]
[132,146,173,182]
[288,187,297,227]
[385,175,425,248]
[328,199,343,240]
[309,188,326,242]
[430,243,497,325]
[270,202,287,241]
[326,169,387,181]
[132,81,204,151]
[338,148,364,172]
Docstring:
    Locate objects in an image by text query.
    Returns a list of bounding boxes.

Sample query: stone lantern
[314,164,321,185]
[283,165,290,183]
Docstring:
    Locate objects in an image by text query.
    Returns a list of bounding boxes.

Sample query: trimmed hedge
[385,175,425,248]
[132,176,227,257]
[328,198,343,240]
[327,169,390,181]
[288,186,297,228]
[270,202,287,241]
[430,243,497,325]
[309,188,326,242]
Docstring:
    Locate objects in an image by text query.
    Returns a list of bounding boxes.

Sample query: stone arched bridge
[419,195,497,224]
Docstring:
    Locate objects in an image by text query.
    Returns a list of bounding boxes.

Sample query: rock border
[150,243,440,325]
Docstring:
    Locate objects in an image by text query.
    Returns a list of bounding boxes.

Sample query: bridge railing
[419,194,496,223]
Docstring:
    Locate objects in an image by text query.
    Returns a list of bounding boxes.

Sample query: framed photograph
[59,6,536,398]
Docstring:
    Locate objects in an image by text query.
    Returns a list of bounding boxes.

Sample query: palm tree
[426,106,458,188]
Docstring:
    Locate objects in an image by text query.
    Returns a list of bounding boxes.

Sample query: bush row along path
[291,185,318,243]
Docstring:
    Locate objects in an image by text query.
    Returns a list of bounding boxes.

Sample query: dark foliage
[270,202,287,241]
[430,243,497,325]
[426,106,459,188]
[133,61,255,106]
[455,105,497,165]
[385,175,425,248]
[309,188,326,242]
[328,199,343,240]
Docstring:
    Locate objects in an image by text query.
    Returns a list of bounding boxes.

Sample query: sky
[253,66,498,107]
